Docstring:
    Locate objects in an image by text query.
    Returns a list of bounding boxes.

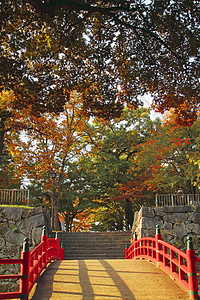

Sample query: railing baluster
[0,189,30,205]
[156,194,200,207]
[187,236,199,299]
[20,238,30,300]
[125,226,200,299]
[0,227,64,299]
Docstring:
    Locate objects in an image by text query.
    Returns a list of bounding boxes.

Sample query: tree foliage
[66,108,160,229]
[2,101,200,231]
[137,110,200,194]
[6,92,87,230]
[0,0,199,124]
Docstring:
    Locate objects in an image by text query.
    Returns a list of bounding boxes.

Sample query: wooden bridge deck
[29,259,189,300]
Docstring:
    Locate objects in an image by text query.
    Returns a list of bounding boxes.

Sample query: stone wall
[0,206,51,292]
[132,206,200,254]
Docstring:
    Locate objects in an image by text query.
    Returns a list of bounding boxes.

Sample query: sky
[139,93,163,121]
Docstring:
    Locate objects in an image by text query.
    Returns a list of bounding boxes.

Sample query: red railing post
[55,232,64,260]
[41,226,48,267]
[125,243,129,259]
[20,238,30,300]
[61,243,64,260]
[155,225,162,267]
[186,236,199,299]
[55,232,60,248]
[132,232,137,259]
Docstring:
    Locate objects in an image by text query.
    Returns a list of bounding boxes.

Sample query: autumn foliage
[0,0,199,124]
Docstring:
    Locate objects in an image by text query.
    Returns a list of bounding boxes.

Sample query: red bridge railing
[125,225,199,299]
[0,226,64,300]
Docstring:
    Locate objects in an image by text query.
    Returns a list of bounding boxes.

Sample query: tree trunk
[0,130,5,163]
[125,199,134,230]
[53,205,61,231]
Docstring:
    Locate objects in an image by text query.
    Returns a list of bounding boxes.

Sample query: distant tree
[136,110,200,194]
[64,108,160,230]
[7,92,87,230]
[0,147,21,189]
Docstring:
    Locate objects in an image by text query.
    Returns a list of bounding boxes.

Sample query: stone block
[4,242,20,258]
[18,214,45,230]
[132,211,139,233]
[140,228,155,238]
[0,223,8,235]
[21,208,31,219]
[174,223,187,239]
[5,229,26,246]
[20,229,32,241]
[163,206,193,213]
[170,238,185,250]
[163,213,189,224]
[139,207,154,218]
[191,213,200,224]
[31,206,44,216]
[186,223,200,234]
[162,233,175,243]
[154,207,164,214]
[32,227,43,245]
[4,207,22,221]
[0,237,5,249]
[140,217,156,230]
[194,206,200,213]
[163,222,172,231]
[0,212,5,221]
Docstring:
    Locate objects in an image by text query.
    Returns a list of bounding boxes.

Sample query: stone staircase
[58,231,132,260]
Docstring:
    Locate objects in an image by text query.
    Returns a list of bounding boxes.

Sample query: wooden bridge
[29,258,188,299]
[0,227,199,300]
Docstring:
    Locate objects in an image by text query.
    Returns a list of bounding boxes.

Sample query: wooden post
[20,238,30,300]
[41,226,48,267]
[156,195,158,207]
[155,225,162,267]
[132,232,137,259]
[55,232,60,248]
[186,236,199,299]
[125,243,129,259]
[61,243,64,260]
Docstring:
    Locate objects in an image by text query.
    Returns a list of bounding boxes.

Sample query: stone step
[59,232,129,234]
[62,246,126,252]
[58,231,131,260]
[64,255,125,260]
[61,245,125,250]
[58,232,131,238]
[63,246,126,254]
[58,233,131,241]
[60,240,127,245]
[60,238,127,241]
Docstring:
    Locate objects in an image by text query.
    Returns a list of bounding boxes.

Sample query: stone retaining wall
[132,206,200,254]
[0,206,51,292]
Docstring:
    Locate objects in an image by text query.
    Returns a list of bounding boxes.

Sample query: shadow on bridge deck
[29,259,189,300]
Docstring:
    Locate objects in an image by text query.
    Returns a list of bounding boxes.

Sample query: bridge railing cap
[187,235,193,250]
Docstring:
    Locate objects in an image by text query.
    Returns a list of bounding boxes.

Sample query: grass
[0,204,33,209]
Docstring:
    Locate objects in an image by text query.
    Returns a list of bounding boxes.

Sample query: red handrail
[0,227,64,300]
[125,226,199,299]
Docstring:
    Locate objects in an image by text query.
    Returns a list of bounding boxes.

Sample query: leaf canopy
[0,0,199,123]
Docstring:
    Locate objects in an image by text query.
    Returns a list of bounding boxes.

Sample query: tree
[0,90,27,188]
[136,110,200,194]
[0,1,199,124]
[0,147,21,189]
[59,179,94,232]
[0,91,21,160]
[66,108,160,230]
[7,92,87,230]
